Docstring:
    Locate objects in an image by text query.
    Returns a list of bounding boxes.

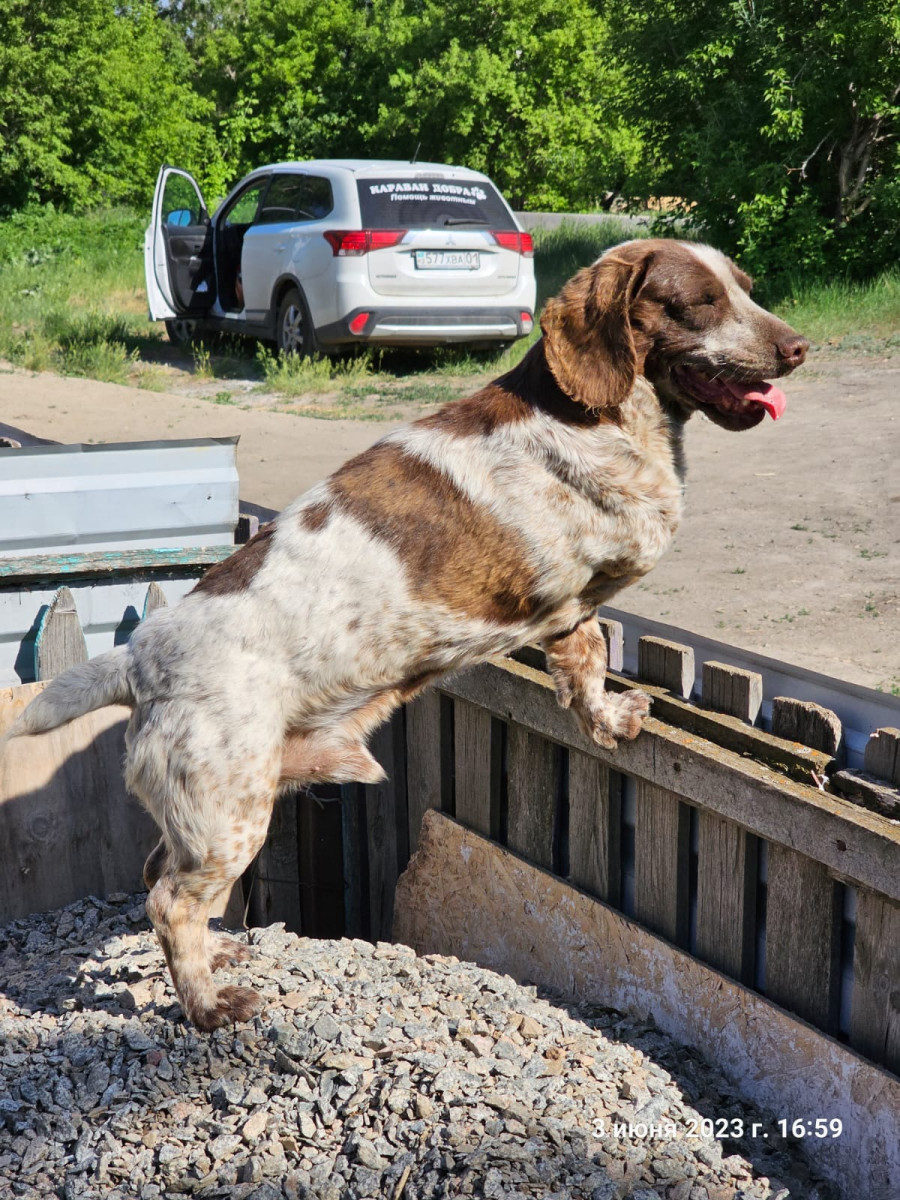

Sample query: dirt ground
[1,353,898,693]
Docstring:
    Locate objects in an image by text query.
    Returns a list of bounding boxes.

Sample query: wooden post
[637,636,694,699]
[506,723,556,869]
[236,513,260,544]
[246,789,302,933]
[568,752,621,902]
[596,617,624,672]
[453,699,494,838]
[702,661,763,725]
[695,813,756,982]
[771,696,843,761]
[864,729,900,787]
[634,781,690,945]
[850,890,900,1074]
[365,713,408,941]
[405,691,449,853]
[142,582,169,618]
[297,787,345,938]
[765,844,841,1032]
[340,783,366,939]
[34,587,88,680]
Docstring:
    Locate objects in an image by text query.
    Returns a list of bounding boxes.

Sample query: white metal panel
[0,438,238,556]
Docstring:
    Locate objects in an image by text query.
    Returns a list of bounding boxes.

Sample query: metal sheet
[0,437,239,556]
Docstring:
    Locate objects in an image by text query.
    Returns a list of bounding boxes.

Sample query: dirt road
[2,356,897,691]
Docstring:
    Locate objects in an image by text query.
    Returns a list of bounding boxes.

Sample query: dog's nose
[777,334,809,367]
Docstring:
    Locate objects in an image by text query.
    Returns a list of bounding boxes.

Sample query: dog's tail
[4,646,134,740]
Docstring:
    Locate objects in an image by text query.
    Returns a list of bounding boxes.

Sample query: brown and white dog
[7,239,808,1030]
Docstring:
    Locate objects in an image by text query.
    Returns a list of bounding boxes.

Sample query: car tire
[165,318,201,349]
[277,287,317,357]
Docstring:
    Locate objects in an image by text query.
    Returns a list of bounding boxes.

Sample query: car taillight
[520,311,534,333]
[324,230,405,256]
[491,231,534,257]
[349,312,370,334]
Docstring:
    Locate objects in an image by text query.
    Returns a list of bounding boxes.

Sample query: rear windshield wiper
[441,218,490,227]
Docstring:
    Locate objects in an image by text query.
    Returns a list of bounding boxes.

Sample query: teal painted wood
[0,546,234,585]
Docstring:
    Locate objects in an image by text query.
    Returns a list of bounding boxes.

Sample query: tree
[611,0,900,285]
[0,0,222,211]
[197,0,641,211]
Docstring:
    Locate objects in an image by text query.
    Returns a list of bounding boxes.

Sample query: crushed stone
[0,894,838,1200]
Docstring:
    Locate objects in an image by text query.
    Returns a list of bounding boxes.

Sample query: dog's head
[540,238,808,430]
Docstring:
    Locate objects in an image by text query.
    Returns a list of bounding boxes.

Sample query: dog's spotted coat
[9,240,808,1030]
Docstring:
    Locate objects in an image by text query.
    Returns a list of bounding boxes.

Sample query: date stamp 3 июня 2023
[592,1116,844,1142]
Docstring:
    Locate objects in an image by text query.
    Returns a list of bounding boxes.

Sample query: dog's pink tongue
[725,379,787,420]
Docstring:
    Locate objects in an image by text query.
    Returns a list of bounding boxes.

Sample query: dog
[7,239,808,1030]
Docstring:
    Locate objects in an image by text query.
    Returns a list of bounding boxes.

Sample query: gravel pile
[0,895,836,1200]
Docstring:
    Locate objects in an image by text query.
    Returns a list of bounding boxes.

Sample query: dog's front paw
[573,689,651,750]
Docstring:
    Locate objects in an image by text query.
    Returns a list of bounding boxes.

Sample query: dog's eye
[700,292,718,306]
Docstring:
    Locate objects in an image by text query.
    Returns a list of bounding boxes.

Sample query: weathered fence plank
[506,724,556,869]
[142,582,169,617]
[438,657,900,902]
[340,783,365,939]
[771,696,843,760]
[0,546,233,585]
[637,635,694,698]
[35,587,88,680]
[405,691,447,853]
[765,845,841,1032]
[0,686,158,921]
[702,661,763,725]
[864,728,900,786]
[596,617,624,672]
[696,814,756,982]
[365,714,408,941]
[567,753,621,903]
[634,781,690,946]
[247,789,302,934]
[453,699,493,837]
[850,890,900,1074]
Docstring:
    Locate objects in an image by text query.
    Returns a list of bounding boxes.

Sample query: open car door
[144,166,216,320]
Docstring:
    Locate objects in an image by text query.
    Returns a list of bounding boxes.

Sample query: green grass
[5,203,900,403]
[531,218,648,309]
[0,205,152,378]
[773,270,900,349]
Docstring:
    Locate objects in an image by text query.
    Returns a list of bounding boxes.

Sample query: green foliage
[194,0,641,211]
[0,0,223,212]
[611,0,900,287]
[7,0,900,296]
[352,0,642,210]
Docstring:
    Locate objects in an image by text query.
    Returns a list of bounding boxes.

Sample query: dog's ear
[540,247,653,410]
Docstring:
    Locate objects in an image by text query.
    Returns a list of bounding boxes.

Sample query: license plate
[414,250,480,270]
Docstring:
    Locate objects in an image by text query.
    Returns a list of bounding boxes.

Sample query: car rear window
[356,177,517,230]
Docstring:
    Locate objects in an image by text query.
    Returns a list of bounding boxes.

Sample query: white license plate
[414,250,480,270]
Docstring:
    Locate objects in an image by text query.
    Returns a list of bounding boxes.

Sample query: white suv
[144,159,537,354]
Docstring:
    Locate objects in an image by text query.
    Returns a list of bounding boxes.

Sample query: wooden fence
[3,583,899,1081]
[340,620,900,1080]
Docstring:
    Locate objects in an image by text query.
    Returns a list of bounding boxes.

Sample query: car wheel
[277,288,317,357]
[165,317,200,348]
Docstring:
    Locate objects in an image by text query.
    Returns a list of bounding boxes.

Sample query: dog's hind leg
[145,807,273,1032]
[144,837,252,972]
